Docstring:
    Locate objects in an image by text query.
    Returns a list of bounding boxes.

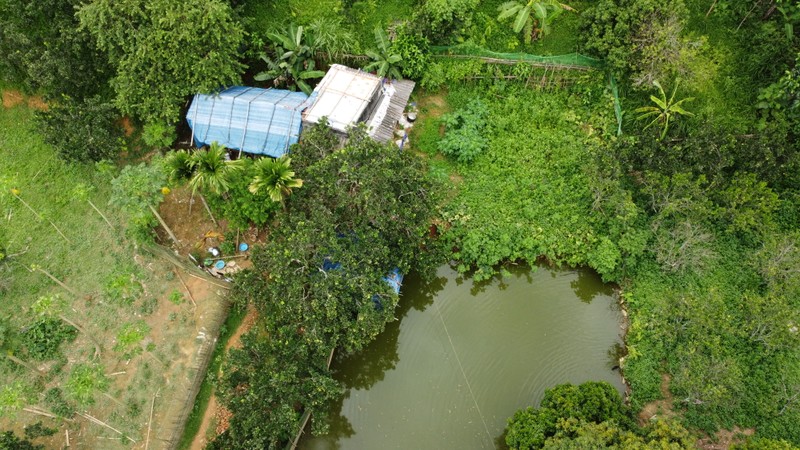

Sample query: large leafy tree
[77,0,244,126]
[580,0,690,84]
[215,124,439,447]
[0,0,111,98]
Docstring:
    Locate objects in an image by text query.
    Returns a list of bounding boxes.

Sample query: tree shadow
[333,270,447,391]
[569,267,613,304]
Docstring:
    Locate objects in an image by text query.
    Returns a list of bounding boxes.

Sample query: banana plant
[635,79,695,141]
[255,24,326,95]
[498,0,575,43]
[364,27,403,80]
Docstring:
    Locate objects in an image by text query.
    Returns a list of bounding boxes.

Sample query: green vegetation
[212,123,439,448]
[77,0,244,125]
[3,0,800,447]
[506,381,692,449]
[176,305,246,450]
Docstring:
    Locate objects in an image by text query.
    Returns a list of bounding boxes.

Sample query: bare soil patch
[638,373,676,424]
[2,89,25,108]
[697,426,755,450]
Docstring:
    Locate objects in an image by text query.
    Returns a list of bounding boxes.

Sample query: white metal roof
[302,64,382,132]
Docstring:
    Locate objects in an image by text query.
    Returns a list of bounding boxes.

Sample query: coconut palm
[364,27,403,80]
[497,0,574,43]
[248,155,303,207]
[635,79,695,141]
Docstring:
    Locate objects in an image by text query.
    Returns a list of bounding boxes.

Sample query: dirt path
[189,306,258,450]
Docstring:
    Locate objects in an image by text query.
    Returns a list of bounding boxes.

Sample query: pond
[302,264,625,449]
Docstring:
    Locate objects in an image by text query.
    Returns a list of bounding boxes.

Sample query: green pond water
[302,264,625,449]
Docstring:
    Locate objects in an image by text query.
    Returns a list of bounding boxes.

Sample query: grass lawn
[0,94,225,449]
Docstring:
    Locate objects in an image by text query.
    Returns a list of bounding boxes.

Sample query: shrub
[43,388,75,419]
[505,381,636,449]
[438,98,489,163]
[392,25,430,80]
[113,321,150,356]
[35,96,124,163]
[65,364,109,407]
[23,422,57,439]
[22,318,77,361]
[417,0,479,41]
[205,158,280,229]
[580,0,691,86]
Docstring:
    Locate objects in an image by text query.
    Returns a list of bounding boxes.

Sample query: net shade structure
[187,86,311,157]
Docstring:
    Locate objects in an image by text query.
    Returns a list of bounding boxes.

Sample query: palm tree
[187,142,243,225]
[497,0,574,43]
[364,27,403,80]
[163,149,195,184]
[189,142,241,196]
[248,155,303,208]
[255,24,326,95]
[635,79,695,141]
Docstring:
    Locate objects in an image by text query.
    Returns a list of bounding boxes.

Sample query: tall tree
[77,0,244,126]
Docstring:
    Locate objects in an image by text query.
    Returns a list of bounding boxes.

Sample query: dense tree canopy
[77,0,245,125]
[214,123,440,447]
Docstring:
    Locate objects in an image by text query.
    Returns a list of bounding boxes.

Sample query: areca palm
[248,155,303,207]
[163,149,195,184]
[498,0,574,43]
[189,142,242,196]
[364,27,403,80]
[635,79,695,141]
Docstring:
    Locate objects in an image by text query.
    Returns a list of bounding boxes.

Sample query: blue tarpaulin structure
[187,86,311,157]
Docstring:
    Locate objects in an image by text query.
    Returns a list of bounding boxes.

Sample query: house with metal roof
[302,64,415,143]
[186,86,311,157]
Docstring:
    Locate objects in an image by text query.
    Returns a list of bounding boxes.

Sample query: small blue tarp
[187,86,311,157]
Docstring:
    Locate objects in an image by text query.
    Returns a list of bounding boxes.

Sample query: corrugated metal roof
[368,79,415,143]
[187,86,310,157]
[302,64,381,132]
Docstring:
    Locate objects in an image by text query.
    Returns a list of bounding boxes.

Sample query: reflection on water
[303,264,624,450]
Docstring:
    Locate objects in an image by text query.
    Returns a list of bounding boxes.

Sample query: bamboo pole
[148,204,179,245]
[59,315,102,360]
[87,200,114,229]
[77,412,136,444]
[6,354,46,377]
[13,193,71,243]
[175,270,197,308]
[38,268,80,297]
[145,389,160,450]
[200,195,218,226]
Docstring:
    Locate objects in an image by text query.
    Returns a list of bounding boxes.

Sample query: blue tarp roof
[187,86,311,157]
